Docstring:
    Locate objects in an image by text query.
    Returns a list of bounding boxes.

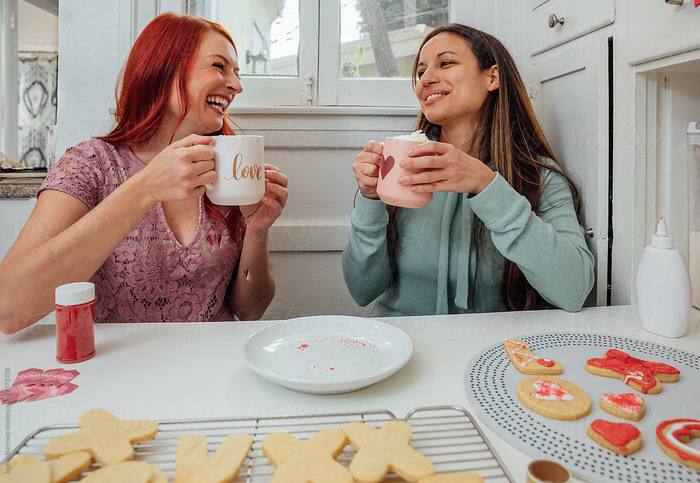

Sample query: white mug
[206,135,265,206]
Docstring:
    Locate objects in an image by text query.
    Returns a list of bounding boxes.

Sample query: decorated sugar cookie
[585,349,680,394]
[599,393,646,421]
[516,376,591,420]
[503,339,562,375]
[656,419,700,471]
[586,419,643,456]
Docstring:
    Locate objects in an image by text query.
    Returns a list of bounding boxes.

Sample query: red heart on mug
[380,155,395,179]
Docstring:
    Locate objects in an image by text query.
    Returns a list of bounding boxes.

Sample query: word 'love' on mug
[206,135,265,206]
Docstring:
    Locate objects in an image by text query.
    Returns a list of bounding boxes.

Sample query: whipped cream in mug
[391,130,430,142]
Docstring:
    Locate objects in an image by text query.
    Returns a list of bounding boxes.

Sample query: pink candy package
[0,368,79,405]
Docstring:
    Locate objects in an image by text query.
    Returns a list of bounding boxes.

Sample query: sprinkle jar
[55,282,95,363]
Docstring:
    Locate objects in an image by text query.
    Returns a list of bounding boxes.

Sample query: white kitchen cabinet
[0,197,56,324]
[626,0,700,66]
[526,31,611,306]
[0,198,36,263]
[528,0,615,55]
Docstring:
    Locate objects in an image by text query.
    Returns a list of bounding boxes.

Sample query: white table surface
[1,305,698,482]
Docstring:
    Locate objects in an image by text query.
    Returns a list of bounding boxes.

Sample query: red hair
[99,12,242,239]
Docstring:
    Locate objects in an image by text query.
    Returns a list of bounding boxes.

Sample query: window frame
[221,0,317,107]
[189,1,474,108]
[316,1,421,107]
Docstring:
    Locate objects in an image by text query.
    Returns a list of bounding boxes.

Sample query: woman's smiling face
[414,32,497,130]
[166,31,242,135]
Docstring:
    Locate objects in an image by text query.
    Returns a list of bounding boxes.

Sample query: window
[248,23,270,75]
[187,0,455,108]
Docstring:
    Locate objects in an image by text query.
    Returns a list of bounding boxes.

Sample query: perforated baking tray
[464,333,700,483]
[3,405,513,482]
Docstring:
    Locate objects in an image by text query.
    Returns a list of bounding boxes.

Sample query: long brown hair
[394,23,581,311]
[98,12,242,239]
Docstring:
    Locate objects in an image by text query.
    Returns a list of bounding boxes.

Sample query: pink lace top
[39,139,244,323]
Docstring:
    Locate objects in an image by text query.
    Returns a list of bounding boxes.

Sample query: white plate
[243,315,413,394]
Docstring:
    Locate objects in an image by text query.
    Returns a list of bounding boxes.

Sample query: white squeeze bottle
[636,217,692,337]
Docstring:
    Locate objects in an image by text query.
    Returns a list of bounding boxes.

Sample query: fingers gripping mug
[205,135,265,206]
[376,136,433,209]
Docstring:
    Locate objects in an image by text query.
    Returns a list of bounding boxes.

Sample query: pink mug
[376,137,432,208]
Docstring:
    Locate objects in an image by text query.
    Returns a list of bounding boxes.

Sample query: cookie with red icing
[599,393,646,421]
[586,419,643,456]
[516,376,591,420]
[585,349,680,394]
[656,419,700,471]
[503,339,562,375]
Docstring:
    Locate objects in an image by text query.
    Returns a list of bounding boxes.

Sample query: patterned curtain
[18,55,58,168]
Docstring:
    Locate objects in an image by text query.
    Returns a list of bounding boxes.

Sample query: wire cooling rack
[3,405,513,482]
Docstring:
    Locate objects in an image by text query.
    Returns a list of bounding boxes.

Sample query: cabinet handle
[580,225,595,238]
[664,0,684,5]
[548,14,565,28]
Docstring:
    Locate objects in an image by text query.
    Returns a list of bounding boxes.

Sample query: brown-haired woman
[342,23,594,315]
[0,13,288,334]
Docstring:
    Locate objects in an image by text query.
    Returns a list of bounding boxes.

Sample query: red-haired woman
[0,13,288,334]
[343,24,594,316]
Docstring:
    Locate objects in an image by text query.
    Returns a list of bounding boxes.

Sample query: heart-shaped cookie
[600,393,646,421]
[380,155,395,179]
[604,393,644,412]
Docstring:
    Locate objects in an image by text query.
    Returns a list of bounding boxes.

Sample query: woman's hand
[139,134,218,203]
[397,141,496,195]
[352,140,383,199]
[239,164,288,234]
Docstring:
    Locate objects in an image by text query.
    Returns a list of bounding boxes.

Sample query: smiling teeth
[426,93,446,101]
[206,96,228,109]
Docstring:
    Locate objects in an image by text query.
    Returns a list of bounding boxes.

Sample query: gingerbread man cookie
[0,456,51,483]
[43,409,158,465]
[80,461,167,483]
[516,376,591,420]
[343,421,435,483]
[503,339,562,375]
[0,452,91,483]
[656,419,700,471]
[586,419,643,456]
[174,433,253,483]
[262,428,351,483]
[585,349,680,394]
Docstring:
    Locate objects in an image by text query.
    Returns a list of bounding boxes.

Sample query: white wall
[55,1,124,159]
[55,0,426,320]
[18,0,58,52]
[234,107,419,319]
[59,0,655,319]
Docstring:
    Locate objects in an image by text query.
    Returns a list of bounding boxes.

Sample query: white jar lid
[55,282,95,306]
